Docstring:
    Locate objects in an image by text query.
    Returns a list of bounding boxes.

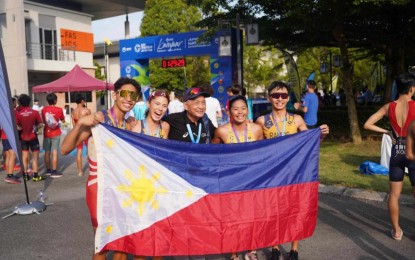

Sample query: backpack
[45,112,59,129]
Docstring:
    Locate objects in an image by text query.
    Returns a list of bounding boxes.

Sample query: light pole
[218,14,258,88]
[320,50,341,92]
[104,38,112,108]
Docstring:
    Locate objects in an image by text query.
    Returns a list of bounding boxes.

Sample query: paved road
[0,152,414,260]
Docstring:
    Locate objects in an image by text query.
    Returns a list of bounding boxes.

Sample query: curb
[318,184,414,205]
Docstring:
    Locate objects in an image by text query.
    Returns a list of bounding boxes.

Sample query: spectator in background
[323,89,331,106]
[130,92,147,120]
[72,94,91,176]
[338,88,346,106]
[42,93,65,178]
[2,125,20,184]
[168,89,185,114]
[362,86,373,105]
[16,94,44,182]
[201,83,222,127]
[241,87,254,122]
[296,80,319,128]
[32,98,42,112]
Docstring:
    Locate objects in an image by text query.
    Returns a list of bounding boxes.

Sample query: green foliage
[317,106,390,140]
[93,61,105,80]
[320,140,413,195]
[243,45,285,97]
[140,0,210,91]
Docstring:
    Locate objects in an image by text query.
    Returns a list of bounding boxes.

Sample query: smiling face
[113,83,138,113]
[184,95,206,122]
[230,99,248,124]
[147,96,169,122]
[268,87,290,111]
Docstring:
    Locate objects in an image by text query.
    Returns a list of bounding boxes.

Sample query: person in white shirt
[201,83,222,127]
[32,99,42,112]
[168,89,185,114]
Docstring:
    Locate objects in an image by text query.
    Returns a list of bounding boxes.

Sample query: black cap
[183,87,210,101]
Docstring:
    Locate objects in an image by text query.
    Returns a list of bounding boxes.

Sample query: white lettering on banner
[187,37,211,48]
[134,43,154,53]
[122,47,132,53]
[157,38,183,52]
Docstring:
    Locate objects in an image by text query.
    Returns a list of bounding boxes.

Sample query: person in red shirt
[16,94,44,182]
[41,93,65,178]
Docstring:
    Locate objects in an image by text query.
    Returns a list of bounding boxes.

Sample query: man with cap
[163,86,216,143]
[296,80,319,128]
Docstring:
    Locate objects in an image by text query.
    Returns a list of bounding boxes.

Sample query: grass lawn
[319,140,413,195]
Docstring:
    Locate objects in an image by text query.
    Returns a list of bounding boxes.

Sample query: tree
[243,45,285,97]
[140,0,210,91]
[187,0,415,143]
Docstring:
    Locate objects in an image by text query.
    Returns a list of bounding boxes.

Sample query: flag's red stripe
[102,181,318,256]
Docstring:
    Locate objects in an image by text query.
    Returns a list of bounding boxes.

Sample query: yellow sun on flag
[106,139,114,148]
[105,225,113,234]
[117,165,168,216]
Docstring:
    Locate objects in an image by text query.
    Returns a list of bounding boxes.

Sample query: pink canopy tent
[32,64,114,93]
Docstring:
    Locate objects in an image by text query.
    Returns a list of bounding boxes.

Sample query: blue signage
[120,31,219,60]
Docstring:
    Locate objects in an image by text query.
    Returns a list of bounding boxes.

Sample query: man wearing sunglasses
[256,81,329,260]
[61,77,141,260]
[163,86,216,143]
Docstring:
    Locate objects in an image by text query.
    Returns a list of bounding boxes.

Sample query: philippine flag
[93,124,321,256]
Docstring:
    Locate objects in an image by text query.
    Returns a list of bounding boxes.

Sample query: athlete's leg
[388,181,403,237]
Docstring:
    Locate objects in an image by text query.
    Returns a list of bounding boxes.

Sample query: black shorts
[21,138,40,152]
[1,139,12,151]
[389,141,415,186]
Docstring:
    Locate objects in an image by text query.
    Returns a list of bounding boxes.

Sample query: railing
[26,42,76,61]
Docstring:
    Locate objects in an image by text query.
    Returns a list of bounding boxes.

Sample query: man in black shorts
[163,86,216,143]
[16,94,44,181]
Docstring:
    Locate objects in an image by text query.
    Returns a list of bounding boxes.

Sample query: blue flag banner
[92,124,321,256]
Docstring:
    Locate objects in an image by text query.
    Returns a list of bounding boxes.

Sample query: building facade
[0,0,144,111]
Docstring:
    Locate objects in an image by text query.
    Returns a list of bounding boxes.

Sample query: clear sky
[92,11,143,43]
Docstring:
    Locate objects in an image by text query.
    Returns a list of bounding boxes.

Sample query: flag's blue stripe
[102,124,320,194]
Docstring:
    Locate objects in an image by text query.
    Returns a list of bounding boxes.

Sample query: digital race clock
[161,58,186,68]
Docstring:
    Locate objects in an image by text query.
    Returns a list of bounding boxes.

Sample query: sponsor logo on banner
[135,43,154,53]
[122,47,132,53]
[157,38,184,53]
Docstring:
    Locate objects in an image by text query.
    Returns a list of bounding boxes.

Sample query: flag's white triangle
[93,125,207,252]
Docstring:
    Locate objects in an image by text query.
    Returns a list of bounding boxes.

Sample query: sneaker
[288,250,299,260]
[33,176,46,182]
[4,175,21,184]
[50,171,63,178]
[271,248,281,260]
[45,169,52,176]
[23,173,32,181]
[244,251,257,260]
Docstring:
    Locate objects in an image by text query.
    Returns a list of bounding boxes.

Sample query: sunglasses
[189,87,201,95]
[148,90,170,102]
[270,93,289,99]
[117,90,138,101]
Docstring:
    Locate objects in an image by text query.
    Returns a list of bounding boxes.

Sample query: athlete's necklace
[231,123,248,143]
[271,113,287,137]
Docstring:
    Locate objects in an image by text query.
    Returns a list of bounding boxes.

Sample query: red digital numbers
[161,58,186,68]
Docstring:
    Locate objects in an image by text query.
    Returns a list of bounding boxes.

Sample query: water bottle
[38,190,45,202]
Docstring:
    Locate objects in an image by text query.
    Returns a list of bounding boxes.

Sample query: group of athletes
[60,73,415,260]
[60,77,329,260]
